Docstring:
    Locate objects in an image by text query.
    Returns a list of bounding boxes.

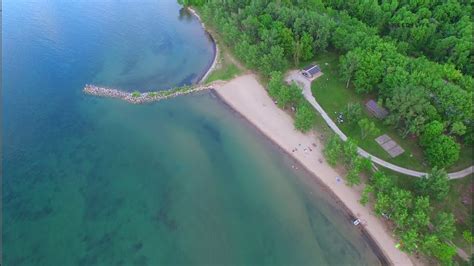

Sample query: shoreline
[211,89,390,265]
[212,74,414,266]
[187,7,219,84]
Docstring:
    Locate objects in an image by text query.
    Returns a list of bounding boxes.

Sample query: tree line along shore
[180,0,473,265]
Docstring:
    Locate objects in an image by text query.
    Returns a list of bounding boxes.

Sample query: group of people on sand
[291,143,317,153]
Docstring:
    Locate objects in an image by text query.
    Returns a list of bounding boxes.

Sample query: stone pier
[83,84,217,104]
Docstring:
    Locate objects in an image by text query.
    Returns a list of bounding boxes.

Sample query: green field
[203,23,244,84]
[205,58,242,83]
[310,51,473,172]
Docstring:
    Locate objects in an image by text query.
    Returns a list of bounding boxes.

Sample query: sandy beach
[214,74,414,265]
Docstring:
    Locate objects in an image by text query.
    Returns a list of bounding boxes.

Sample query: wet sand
[213,74,414,266]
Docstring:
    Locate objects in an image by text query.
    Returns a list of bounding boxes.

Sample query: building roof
[366,100,388,119]
[303,64,321,75]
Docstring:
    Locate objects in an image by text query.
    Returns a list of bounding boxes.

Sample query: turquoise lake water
[3,0,383,265]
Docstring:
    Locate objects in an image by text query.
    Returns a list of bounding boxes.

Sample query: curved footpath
[214,74,414,265]
[286,71,473,179]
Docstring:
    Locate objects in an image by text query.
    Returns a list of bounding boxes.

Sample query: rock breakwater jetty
[84,83,222,104]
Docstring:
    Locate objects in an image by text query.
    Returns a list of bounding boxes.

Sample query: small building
[366,100,388,119]
[301,64,321,79]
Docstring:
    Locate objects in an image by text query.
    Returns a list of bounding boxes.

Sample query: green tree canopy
[294,101,316,132]
[385,86,437,138]
[268,71,284,99]
[420,120,445,147]
[415,167,450,201]
[323,134,343,166]
[424,135,460,168]
[342,103,362,126]
[433,212,456,241]
[358,118,380,139]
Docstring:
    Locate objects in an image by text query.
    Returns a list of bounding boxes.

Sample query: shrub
[131,91,141,97]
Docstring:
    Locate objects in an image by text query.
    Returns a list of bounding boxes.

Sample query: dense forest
[326,0,473,75]
[324,135,458,264]
[192,0,473,170]
[186,0,474,263]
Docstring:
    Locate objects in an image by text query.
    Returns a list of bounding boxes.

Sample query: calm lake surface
[3,0,382,265]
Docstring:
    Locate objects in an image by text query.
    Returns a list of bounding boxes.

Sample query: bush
[131,91,141,97]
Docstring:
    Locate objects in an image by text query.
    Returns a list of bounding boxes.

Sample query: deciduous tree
[294,101,316,132]
[323,135,342,166]
[358,118,380,139]
[342,103,362,126]
[433,212,456,241]
[385,86,436,138]
[420,120,444,147]
[424,135,460,168]
[449,121,466,136]
[268,71,283,99]
[415,167,450,201]
[360,185,373,205]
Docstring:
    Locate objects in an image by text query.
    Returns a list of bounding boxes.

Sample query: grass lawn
[310,51,473,172]
[205,54,242,83]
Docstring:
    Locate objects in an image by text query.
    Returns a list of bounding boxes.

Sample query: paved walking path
[286,71,473,179]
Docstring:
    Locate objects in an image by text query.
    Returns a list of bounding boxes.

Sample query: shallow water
[3,0,382,265]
